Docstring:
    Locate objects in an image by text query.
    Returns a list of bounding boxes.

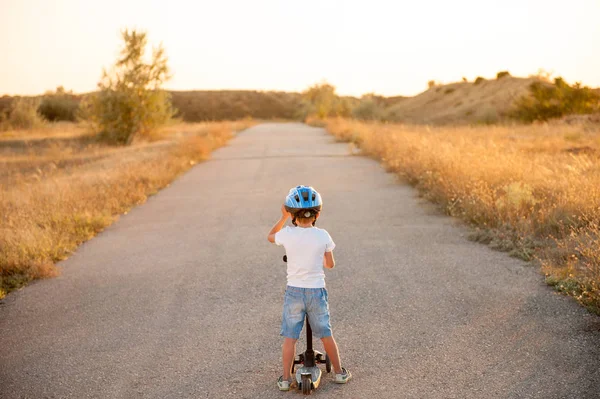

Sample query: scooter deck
[296,366,322,390]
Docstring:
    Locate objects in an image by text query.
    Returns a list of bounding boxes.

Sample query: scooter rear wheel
[325,355,332,373]
[301,374,312,395]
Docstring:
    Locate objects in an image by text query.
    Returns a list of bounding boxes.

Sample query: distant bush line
[171,90,302,121]
[2,76,598,128]
[0,90,308,128]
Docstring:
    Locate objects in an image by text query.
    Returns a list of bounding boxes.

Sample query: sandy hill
[385,76,540,124]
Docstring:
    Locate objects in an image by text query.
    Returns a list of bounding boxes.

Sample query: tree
[300,82,351,119]
[302,82,337,118]
[83,29,174,144]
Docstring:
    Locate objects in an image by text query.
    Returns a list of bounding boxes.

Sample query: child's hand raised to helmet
[281,204,291,219]
[268,205,291,243]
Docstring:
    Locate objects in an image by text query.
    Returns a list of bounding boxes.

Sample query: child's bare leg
[321,336,343,374]
[282,338,297,380]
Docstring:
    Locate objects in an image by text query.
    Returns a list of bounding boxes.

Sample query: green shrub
[38,87,79,122]
[428,80,437,89]
[511,77,600,122]
[82,29,174,145]
[496,71,511,79]
[444,88,456,95]
[352,95,385,120]
[0,97,45,130]
[474,77,486,85]
[478,108,499,124]
[300,82,352,119]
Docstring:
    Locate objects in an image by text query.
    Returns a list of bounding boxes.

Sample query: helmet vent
[312,193,316,201]
[302,191,309,201]
[294,195,300,202]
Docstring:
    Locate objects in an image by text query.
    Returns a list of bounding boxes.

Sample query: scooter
[283,255,331,395]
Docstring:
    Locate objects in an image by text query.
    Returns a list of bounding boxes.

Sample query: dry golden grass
[323,118,600,313]
[0,121,86,139]
[0,121,255,298]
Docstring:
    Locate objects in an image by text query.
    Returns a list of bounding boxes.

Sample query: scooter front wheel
[325,354,332,373]
[301,374,312,395]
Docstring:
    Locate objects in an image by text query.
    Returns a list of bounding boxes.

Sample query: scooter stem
[304,317,316,367]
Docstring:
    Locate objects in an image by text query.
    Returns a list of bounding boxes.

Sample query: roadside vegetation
[81,29,175,145]
[299,75,600,313]
[510,77,600,123]
[0,91,302,125]
[0,30,255,298]
[299,72,599,126]
[38,87,79,122]
[0,97,46,130]
[298,82,355,119]
[317,118,600,313]
[3,71,598,130]
[3,47,600,309]
[170,90,301,121]
[0,120,253,298]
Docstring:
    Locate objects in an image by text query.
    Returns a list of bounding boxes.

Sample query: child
[267,185,352,391]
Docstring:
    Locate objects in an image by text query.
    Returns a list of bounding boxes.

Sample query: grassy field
[0,120,254,298]
[321,118,600,313]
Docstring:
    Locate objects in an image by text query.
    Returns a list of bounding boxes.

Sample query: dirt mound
[385,76,540,124]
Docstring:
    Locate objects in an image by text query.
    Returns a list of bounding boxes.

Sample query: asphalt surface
[1,123,600,399]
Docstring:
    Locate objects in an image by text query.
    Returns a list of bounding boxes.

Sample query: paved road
[1,123,600,399]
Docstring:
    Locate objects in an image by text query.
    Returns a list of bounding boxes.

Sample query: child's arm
[323,252,335,269]
[323,230,336,268]
[267,204,291,243]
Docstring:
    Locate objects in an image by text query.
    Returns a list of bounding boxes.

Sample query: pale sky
[1,0,599,97]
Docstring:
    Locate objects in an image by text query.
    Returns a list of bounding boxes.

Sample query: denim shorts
[280,286,332,340]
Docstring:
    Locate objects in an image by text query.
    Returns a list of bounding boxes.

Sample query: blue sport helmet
[284,185,323,226]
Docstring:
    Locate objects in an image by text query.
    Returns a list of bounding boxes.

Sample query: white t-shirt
[275,226,336,288]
